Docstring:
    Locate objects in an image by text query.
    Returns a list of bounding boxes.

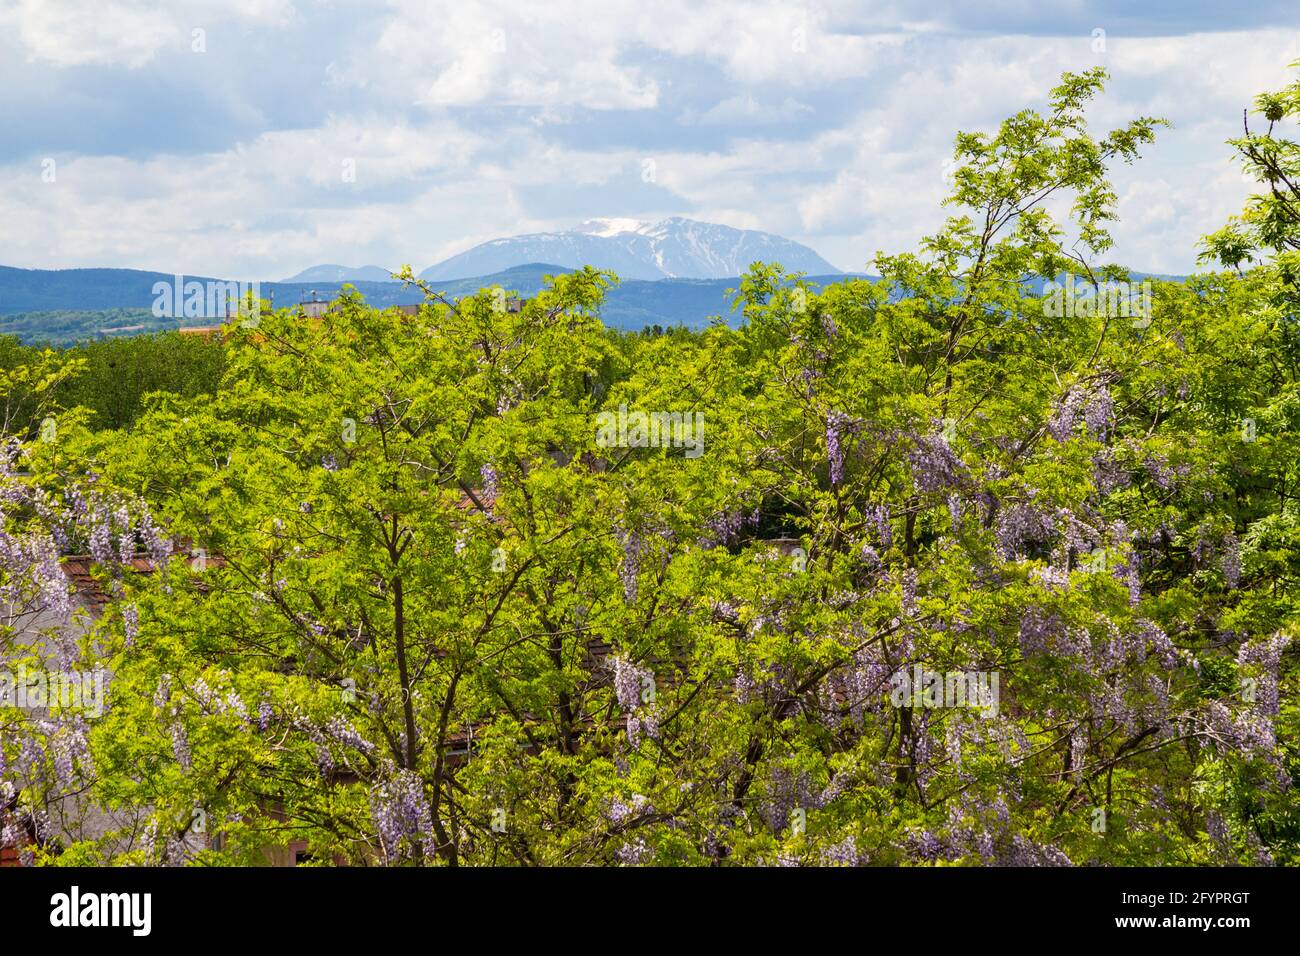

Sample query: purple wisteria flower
[325,715,377,754]
[1050,385,1113,442]
[1142,455,1189,492]
[908,431,966,494]
[612,656,659,745]
[615,524,642,604]
[1070,732,1087,779]
[114,505,134,563]
[153,675,172,709]
[1030,564,1070,590]
[995,502,1055,561]
[711,600,739,623]
[1083,385,1113,439]
[1018,606,1058,656]
[1221,533,1241,589]
[88,511,113,564]
[626,710,659,746]
[1007,835,1073,867]
[911,830,942,862]
[819,312,838,341]
[1092,451,1130,493]
[866,503,892,549]
[480,463,498,501]
[615,837,650,865]
[901,567,918,618]
[0,530,74,623]
[700,507,759,549]
[607,793,650,825]
[1112,552,1141,606]
[821,836,863,866]
[1136,619,1179,669]
[613,656,643,711]
[1238,633,1291,718]
[826,411,850,486]
[1048,387,1085,441]
[171,721,192,771]
[734,669,759,704]
[370,768,434,864]
[137,511,173,566]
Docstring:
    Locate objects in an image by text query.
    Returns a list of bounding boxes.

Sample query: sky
[2,0,1299,280]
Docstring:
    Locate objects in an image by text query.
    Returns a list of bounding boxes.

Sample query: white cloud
[2,3,1298,279]
[0,0,179,68]
[0,0,296,68]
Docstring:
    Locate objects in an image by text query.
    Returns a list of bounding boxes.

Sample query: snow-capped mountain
[419,217,841,281]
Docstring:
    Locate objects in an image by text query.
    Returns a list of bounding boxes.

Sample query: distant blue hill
[0,262,873,342]
[0,262,1184,345]
[280,264,398,283]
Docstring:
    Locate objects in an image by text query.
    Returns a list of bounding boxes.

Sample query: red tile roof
[60,555,158,611]
[60,552,225,612]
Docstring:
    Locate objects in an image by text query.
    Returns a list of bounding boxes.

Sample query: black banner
[0,865,1289,943]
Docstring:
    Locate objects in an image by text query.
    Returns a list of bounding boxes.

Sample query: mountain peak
[281,264,397,283]
[421,217,841,282]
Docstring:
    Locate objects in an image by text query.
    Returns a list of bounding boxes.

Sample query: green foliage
[0,332,226,434]
[53,333,226,431]
[1201,59,1300,269]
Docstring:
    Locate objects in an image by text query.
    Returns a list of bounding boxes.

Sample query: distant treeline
[0,331,226,432]
[0,323,689,435]
[0,308,198,345]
